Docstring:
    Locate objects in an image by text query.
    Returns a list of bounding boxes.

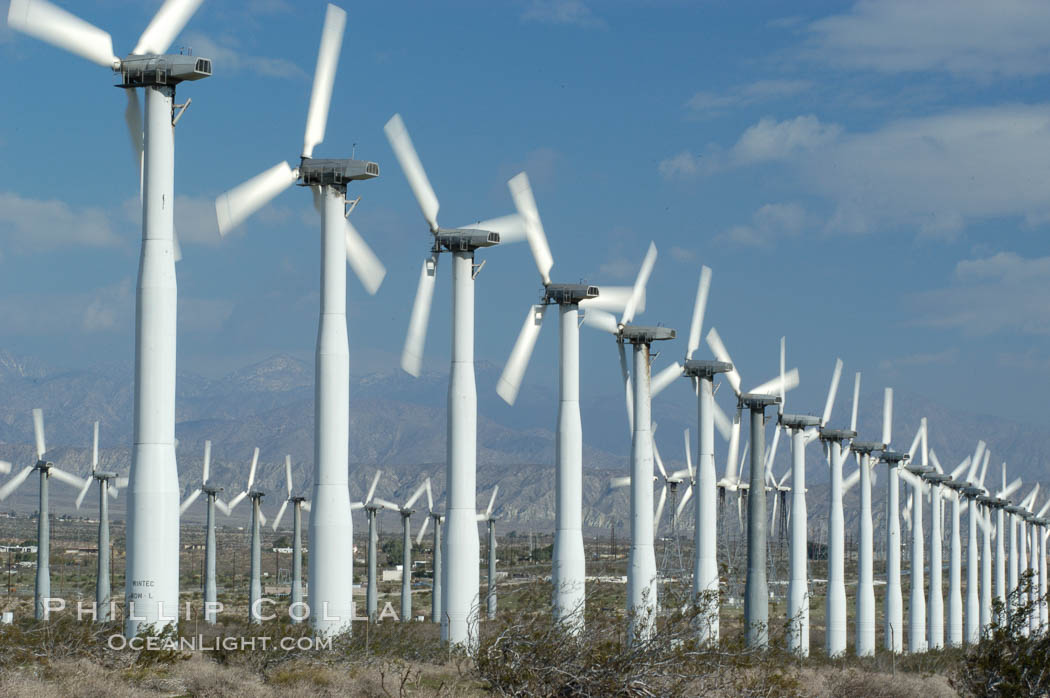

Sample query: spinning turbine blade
[654,485,667,530]
[402,254,438,376]
[651,362,683,398]
[32,408,46,459]
[75,478,93,509]
[215,499,230,516]
[285,455,293,498]
[464,214,525,242]
[272,500,289,531]
[8,0,118,68]
[0,461,10,475]
[1000,476,1022,500]
[497,304,546,405]
[581,307,619,335]
[247,447,259,490]
[653,435,668,480]
[705,327,741,396]
[114,476,128,489]
[485,485,499,518]
[620,241,657,326]
[684,429,694,476]
[48,467,85,489]
[228,491,248,511]
[216,162,298,236]
[850,372,860,433]
[968,441,985,482]
[416,516,430,545]
[179,489,201,516]
[132,0,204,56]
[374,497,400,513]
[92,421,99,470]
[821,358,844,426]
[301,3,346,158]
[929,449,944,474]
[610,476,631,489]
[0,466,35,500]
[344,216,386,295]
[406,480,428,510]
[882,388,893,446]
[749,368,799,398]
[711,401,732,441]
[366,470,382,503]
[779,336,786,413]
[726,412,742,483]
[921,417,928,466]
[508,172,554,285]
[425,478,433,512]
[618,341,634,431]
[384,114,439,231]
[258,508,267,527]
[676,485,693,519]
[202,440,211,485]
[686,266,711,360]
[580,285,642,314]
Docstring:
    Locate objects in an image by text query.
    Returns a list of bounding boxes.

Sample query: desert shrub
[956,572,1050,697]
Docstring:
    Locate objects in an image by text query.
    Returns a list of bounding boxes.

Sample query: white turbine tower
[992,465,1023,624]
[0,409,85,620]
[582,241,672,644]
[74,422,128,623]
[922,466,951,650]
[704,328,799,649]
[384,114,521,650]
[228,448,267,624]
[178,441,229,625]
[495,171,635,633]
[215,4,384,637]
[901,419,932,654]
[7,0,210,637]
[876,388,908,654]
[815,358,853,658]
[351,470,385,622]
[478,486,500,620]
[271,455,311,624]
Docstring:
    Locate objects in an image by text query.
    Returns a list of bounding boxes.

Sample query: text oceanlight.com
[107,635,334,651]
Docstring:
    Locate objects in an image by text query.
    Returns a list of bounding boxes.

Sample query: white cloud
[670,246,696,263]
[719,202,809,247]
[913,252,1050,336]
[0,192,120,255]
[183,33,306,79]
[179,297,235,333]
[808,0,1050,78]
[0,280,132,336]
[878,348,959,375]
[730,115,842,165]
[522,0,605,29]
[687,79,812,116]
[658,151,700,179]
[689,105,1050,239]
[597,258,637,281]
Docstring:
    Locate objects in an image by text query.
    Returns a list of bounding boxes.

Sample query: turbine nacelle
[819,427,856,442]
[201,485,224,495]
[434,229,500,251]
[922,473,952,486]
[682,359,733,379]
[544,283,599,305]
[850,441,885,454]
[740,393,780,410]
[298,157,380,187]
[116,53,211,86]
[880,450,909,465]
[619,325,675,344]
[779,413,821,430]
[906,464,934,477]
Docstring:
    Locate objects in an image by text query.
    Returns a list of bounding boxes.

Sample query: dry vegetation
[0,579,1046,697]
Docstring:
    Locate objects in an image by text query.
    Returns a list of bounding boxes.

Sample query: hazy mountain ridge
[0,350,1046,535]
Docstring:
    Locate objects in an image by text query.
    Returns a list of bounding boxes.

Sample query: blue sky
[2,0,1050,430]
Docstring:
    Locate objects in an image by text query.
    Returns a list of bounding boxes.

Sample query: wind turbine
[876,388,908,654]
[922,466,952,650]
[351,470,384,622]
[993,464,1023,624]
[0,409,85,620]
[384,114,521,650]
[74,422,128,623]
[228,448,266,624]
[903,435,932,655]
[478,486,500,620]
[271,455,311,624]
[178,441,228,625]
[412,480,443,625]
[373,478,429,623]
[496,172,636,633]
[7,0,210,637]
[815,359,854,658]
[647,265,730,644]
[959,443,988,644]
[214,4,383,637]
[705,328,799,649]
[582,241,671,645]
